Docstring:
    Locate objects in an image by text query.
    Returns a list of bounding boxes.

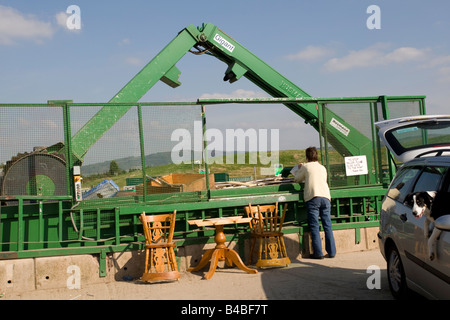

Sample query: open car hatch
[375,115,450,163]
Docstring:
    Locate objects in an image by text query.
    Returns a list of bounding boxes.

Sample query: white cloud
[55,11,68,29]
[324,46,382,72]
[323,43,429,72]
[416,52,450,83]
[286,45,333,61]
[118,38,131,46]
[55,9,81,33]
[437,66,450,83]
[384,47,428,62]
[438,66,450,75]
[199,89,269,99]
[421,54,450,68]
[125,57,143,66]
[0,5,54,45]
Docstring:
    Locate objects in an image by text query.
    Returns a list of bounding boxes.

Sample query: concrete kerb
[0,226,379,296]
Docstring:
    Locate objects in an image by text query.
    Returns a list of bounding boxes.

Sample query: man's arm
[293,163,305,183]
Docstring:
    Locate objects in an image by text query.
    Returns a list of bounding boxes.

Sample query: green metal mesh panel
[70,105,141,198]
[375,99,423,176]
[0,106,65,196]
[376,100,422,121]
[141,105,203,168]
[385,100,421,119]
[70,104,203,199]
[139,105,204,195]
[198,104,300,184]
[321,102,377,188]
[325,103,373,140]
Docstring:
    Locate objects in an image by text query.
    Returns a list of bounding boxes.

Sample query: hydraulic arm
[65,25,200,163]
[65,23,371,165]
[192,24,372,160]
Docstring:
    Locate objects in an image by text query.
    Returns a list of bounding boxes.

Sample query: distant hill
[81,151,205,176]
[81,149,312,189]
[81,152,174,176]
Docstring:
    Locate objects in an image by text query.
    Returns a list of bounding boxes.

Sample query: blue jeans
[306,197,336,257]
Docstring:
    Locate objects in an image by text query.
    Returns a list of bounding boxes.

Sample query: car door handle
[400,213,408,222]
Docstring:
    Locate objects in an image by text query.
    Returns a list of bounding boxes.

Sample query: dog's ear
[403,193,414,206]
[418,191,435,208]
[423,191,437,208]
[426,191,437,199]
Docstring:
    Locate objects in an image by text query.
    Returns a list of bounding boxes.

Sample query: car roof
[375,115,450,163]
[402,155,450,166]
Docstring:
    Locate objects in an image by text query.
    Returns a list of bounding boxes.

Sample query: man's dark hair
[305,147,318,162]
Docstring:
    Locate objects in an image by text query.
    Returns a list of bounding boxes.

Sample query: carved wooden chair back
[245,202,287,235]
[140,211,176,245]
[244,203,290,267]
[139,211,180,281]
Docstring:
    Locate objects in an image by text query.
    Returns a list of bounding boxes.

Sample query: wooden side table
[187,216,258,280]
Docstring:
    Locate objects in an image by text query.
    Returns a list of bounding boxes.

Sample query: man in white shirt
[294,147,336,259]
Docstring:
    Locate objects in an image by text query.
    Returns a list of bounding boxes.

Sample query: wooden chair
[139,211,180,281]
[244,202,291,268]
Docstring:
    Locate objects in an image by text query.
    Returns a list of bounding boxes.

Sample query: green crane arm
[68,25,201,162]
[194,24,372,161]
[68,23,372,172]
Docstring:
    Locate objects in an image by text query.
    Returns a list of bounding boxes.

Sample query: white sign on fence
[345,155,368,176]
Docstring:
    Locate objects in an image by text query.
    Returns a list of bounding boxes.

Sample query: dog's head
[404,191,437,218]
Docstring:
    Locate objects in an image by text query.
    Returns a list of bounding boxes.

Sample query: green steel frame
[0,96,425,277]
[0,24,427,277]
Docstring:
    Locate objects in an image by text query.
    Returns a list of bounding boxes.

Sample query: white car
[376,115,450,299]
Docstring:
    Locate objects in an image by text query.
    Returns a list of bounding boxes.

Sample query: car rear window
[412,166,449,193]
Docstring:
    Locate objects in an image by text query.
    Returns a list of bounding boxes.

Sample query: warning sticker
[330,118,350,136]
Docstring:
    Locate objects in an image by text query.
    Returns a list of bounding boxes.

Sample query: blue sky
[1,0,450,156]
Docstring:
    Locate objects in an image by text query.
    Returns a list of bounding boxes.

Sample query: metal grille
[320,99,422,188]
[69,105,140,199]
[0,106,65,196]
[141,105,203,168]
[321,102,377,188]
[71,104,203,199]
[382,100,421,119]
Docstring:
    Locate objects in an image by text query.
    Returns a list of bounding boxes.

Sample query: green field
[81,148,352,191]
[82,150,309,190]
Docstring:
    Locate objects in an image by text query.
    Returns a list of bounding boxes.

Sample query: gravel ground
[4,249,393,301]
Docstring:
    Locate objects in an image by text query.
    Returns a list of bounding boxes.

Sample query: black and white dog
[404,191,447,260]
[405,191,439,224]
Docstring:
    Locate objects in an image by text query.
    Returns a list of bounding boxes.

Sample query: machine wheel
[386,245,408,299]
[1,152,66,197]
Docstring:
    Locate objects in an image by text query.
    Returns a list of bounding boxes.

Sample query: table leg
[225,249,258,274]
[188,224,257,279]
[187,248,214,272]
[204,248,223,280]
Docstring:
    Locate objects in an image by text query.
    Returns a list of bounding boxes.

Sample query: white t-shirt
[293,161,331,202]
